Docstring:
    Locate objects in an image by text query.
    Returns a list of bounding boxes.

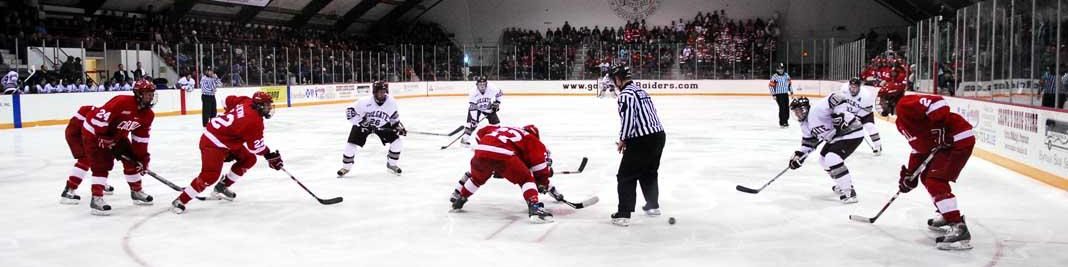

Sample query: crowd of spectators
[497,10,780,80]
[1,2,464,94]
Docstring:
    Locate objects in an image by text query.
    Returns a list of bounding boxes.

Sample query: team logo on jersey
[608,0,660,20]
[117,120,142,131]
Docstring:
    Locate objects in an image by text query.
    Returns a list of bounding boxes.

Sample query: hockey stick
[405,126,461,136]
[142,169,209,201]
[849,150,938,224]
[440,117,486,150]
[736,154,809,194]
[735,167,790,194]
[281,167,343,205]
[558,157,589,175]
[116,154,209,199]
[561,195,600,209]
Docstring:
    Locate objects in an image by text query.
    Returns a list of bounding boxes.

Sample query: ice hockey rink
[1,95,1067,267]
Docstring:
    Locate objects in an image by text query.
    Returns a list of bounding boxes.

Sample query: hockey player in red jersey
[878,71,907,117]
[449,124,556,223]
[889,94,975,250]
[60,105,116,204]
[171,91,284,214]
[62,79,157,215]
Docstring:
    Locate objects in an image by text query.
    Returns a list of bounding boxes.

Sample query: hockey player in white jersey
[460,76,502,146]
[596,63,617,98]
[337,81,407,177]
[787,94,866,203]
[840,77,882,155]
[2,70,21,94]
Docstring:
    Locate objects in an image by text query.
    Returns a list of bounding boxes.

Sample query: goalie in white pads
[841,77,882,155]
[787,94,866,203]
[337,81,407,177]
[460,76,502,146]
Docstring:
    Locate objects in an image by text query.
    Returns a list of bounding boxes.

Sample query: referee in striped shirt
[201,70,222,126]
[609,65,666,227]
[770,63,793,127]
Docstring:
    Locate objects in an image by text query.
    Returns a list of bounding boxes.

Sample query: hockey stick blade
[318,197,344,205]
[281,167,344,205]
[560,157,589,174]
[563,196,599,209]
[735,167,791,194]
[848,215,876,223]
[735,185,761,194]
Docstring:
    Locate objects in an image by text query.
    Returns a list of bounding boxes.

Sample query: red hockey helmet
[523,124,540,138]
[252,91,275,119]
[133,79,157,109]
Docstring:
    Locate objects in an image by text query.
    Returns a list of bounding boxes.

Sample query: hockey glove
[265,150,284,170]
[788,151,806,169]
[345,107,357,120]
[98,136,116,149]
[490,102,500,112]
[898,165,919,193]
[137,154,150,175]
[392,122,407,136]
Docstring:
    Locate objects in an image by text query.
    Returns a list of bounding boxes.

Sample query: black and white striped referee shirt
[617,81,664,140]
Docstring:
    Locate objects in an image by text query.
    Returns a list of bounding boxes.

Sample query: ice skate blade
[59,198,80,205]
[643,209,662,217]
[529,215,554,224]
[936,240,973,250]
[928,225,949,232]
[132,199,154,206]
[840,197,858,204]
[611,218,630,227]
[211,192,234,202]
[90,209,111,216]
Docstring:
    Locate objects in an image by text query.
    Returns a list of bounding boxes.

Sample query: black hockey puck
[668,217,676,225]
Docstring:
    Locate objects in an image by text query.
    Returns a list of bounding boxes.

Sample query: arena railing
[6,37,870,93]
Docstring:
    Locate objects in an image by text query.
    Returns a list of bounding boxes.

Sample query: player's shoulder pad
[827,92,852,107]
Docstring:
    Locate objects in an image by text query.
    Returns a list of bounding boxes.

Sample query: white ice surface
[1,96,1067,267]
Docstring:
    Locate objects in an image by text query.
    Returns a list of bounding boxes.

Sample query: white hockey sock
[342,143,359,169]
[387,138,403,166]
[864,122,882,149]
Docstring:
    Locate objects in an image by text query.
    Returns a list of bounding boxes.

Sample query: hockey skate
[336,167,351,178]
[60,187,81,205]
[386,163,402,175]
[103,184,115,195]
[927,214,954,232]
[833,185,858,204]
[171,199,186,214]
[90,196,112,216]
[528,202,554,224]
[873,146,883,156]
[642,204,662,217]
[212,182,236,201]
[460,137,471,147]
[449,191,467,212]
[610,212,630,227]
[130,191,154,205]
[935,221,973,250]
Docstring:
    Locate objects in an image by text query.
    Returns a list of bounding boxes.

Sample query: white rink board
[0,96,1066,267]
[938,95,1068,181]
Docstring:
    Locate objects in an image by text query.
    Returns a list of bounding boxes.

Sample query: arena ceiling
[44,0,972,32]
